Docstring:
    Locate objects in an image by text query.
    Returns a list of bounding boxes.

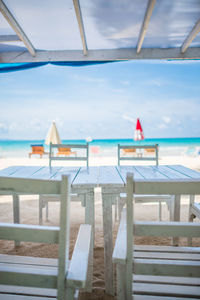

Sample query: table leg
[13,193,20,246]
[173,195,181,246]
[102,194,114,295]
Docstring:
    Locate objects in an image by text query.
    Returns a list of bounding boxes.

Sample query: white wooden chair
[39,143,92,230]
[49,143,89,168]
[188,195,200,245]
[0,175,92,300]
[117,144,174,221]
[113,173,200,300]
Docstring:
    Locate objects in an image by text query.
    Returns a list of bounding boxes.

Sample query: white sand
[0,154,200,300]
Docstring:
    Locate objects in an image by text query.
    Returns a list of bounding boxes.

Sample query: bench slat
[0,285,56,297]
[0,255,58,267]
[134,245,200,253]
[134,259,200,277]
[134,275,200,286]
[134,251,200,261]
[133,282,200,297]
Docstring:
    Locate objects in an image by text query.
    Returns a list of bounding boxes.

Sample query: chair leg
[39,196,43,225]
[158,200,162,221]
[46,201,49,221]
[188,195,195,246]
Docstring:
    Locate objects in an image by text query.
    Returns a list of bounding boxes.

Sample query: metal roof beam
[0,34,20,42]
[137,0,156,54]
[0,0,36,56]
[73,0,87,56]
[181,19,200,53]
[0,47,200,63]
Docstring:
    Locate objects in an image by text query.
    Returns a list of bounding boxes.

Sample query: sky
[0,59,200,140]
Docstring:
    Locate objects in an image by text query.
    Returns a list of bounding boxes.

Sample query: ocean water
[0,137,200,158]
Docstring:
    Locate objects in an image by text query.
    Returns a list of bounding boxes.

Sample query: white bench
[113,173,200,300]
[117,144,174,221]
[0,175,92,300]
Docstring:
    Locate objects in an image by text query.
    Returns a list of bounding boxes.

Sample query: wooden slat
[134,245,200,253]
[151,165,192,179]
[134,275,200,286]
[8,167,45,178]
[167,165,200,179]
[0,166,22,177]
[134,166,167,180]
[133,296,199,300]
[113,209,127,264]
[0,223,59,244]
[134,251,200,261]
[73,0,88,55]
[133,282,200,297]
[0,177,61,194]
[0,265,57,288]
[99,166,123,185]
[134,221,200,237]
[67,224,91,288]
[29,166,62,180]
[0,0,36,56]
[181,18,200,53]
[1,47,200,64]
[51,167,80,182]
[134,258,200,277]
[0,254,58,267]
[137,0,156,53]
[72,167,99,186]
[0,293,56,300]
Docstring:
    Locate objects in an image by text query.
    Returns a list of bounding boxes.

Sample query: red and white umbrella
[134,118,144,141]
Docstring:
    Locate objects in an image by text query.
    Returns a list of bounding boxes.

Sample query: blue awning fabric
[0,61,115,73]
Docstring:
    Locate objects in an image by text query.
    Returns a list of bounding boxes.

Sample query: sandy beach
[0,154,200,300]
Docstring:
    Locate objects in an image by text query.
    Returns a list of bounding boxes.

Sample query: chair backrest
[0,175,71,298]
[118,144,159,166]
[49,143,89,168]
[125,173,200,293]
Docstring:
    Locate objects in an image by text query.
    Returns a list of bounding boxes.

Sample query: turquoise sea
[0,137,200,157]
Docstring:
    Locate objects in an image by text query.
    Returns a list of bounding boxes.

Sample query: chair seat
[132,245,200,299]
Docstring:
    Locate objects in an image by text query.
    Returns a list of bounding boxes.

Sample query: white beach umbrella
[45,121,61,145]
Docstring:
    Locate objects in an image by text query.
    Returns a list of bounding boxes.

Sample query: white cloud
[120,80,130,85]
[122,114,135,123]
[158,123,168,129]
[162,116,171,124]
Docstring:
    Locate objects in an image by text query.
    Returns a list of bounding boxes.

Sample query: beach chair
[117,144,174,221]
[57,147,77,157]
[113,173,200,300]
[0,175,92,299]
[29,144,48,158]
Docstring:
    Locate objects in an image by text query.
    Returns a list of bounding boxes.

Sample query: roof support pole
[137,0,156,54]
[0,0,36,56]
[181,19,200,53]
[73,0,88,56]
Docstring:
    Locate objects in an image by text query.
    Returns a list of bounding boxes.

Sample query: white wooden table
[0,165,200,295]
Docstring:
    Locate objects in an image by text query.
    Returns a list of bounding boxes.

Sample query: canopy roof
[0,0,200,63]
